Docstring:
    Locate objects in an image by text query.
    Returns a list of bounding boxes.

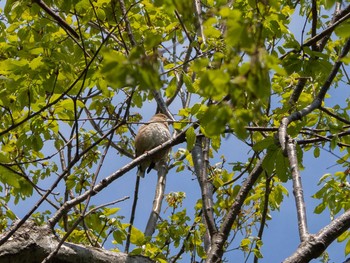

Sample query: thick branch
[283,209,350,263]
[286,138,309,241]
[0,221,152,263]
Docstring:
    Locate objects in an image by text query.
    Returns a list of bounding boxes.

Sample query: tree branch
[206,155,265,262]
[144,163,167,237]
[125,175,141,253]
[283,209,350,263]
[279,37,350,152]
[33,0,79,40]
[286,138,309,242]
[192,137,217,247]
[0,220,152,263]
[47,126,188,228]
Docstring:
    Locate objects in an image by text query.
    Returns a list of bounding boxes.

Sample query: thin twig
[47,125,189,228]
[119,0,136,46]
[253,173,272,263]
[125,175,140,253]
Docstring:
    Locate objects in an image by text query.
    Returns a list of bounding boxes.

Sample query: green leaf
[103,207,120,216]
[275,150,289,182]
[345,238,350,256]
[240,238,251,248]
[200,105,231,137]
[262,144,279,174]
[253,137,275,151]
[0,166,21,188]
[185,126,196,151]
[314,202,326,214]
[313,147,320,158]
[6,209,17,220]
[113,229,126,245]
[29,56,44,70]
[323,0,336,9]
[130,226,145,246]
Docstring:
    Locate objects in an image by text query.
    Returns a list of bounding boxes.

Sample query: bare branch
[286,138,309,242]
[288,78,308,108]
[125,175,140,253]
[283,209,350,263]
[144,163,167,237]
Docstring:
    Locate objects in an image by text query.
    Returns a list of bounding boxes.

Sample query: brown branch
[308,4,350,49]
[0,46,125,241]
[166,44,193,108]
[280,5,350,60]
[316,2,344,51]
[0,220,152,263]
[33,0,79,40]
[125,175,140,253]
[320,106,350,125]
[253,173,271,263]
[279,37,350,153]
[311,0,318,51]
[0,118,123,246]
[288,78,308,108]
[206,155,265,262]
[119,0,136,47]
[298,129,350,147]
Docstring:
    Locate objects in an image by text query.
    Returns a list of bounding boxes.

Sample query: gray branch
[144,163,167,237]
[286,139,309,241]
[283,209,350,263]
[0,221,153,263]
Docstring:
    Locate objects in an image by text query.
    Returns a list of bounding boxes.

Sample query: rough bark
[0,221,153,263]
[283,209,350,263]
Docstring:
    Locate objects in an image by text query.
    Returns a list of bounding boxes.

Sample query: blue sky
[1,1,350,262]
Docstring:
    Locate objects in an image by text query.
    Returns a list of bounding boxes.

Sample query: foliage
[0,0,350,262]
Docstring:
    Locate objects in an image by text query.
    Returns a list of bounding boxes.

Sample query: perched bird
[134,113,171,177]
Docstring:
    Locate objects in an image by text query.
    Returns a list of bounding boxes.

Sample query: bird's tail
[137,166,145,177]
